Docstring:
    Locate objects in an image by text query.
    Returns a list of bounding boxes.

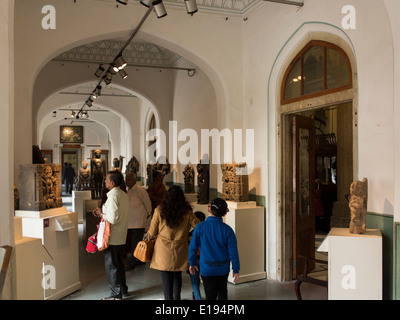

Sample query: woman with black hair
[147,185,200,300]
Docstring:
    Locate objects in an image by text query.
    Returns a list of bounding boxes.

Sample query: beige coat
[148,206,200,271]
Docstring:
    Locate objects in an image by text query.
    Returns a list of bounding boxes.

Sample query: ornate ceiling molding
[54,39,197,70]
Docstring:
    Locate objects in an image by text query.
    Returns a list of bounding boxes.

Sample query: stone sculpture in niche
[126,156,139,174]
[91,149,106,199]
[221,162,249,202]
[18,164,63,211]
[183,164,195,194]
[77,160,91,191]
[349,178,368,234]
[197,157,210,204]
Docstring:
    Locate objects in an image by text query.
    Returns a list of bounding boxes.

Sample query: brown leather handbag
[133,233,155,262]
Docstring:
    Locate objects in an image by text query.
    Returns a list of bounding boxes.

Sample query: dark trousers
[66,179,74,194]
[127,228,145,265]
[201,274,229,300]
[160,271,182,300]
[104,245,127,298]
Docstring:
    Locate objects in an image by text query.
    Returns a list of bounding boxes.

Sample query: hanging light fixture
[184,0,198,15]
[81,111,89,118]
[70,110,76,118]
[114,55,128,71]
[140,0,152,7]
[119,69,128,79]
[153,0,167,18]
[91,85,102,100]
[103,71,113,85]
[116,0,129,4]
[94,64,105,78]
[86,98,93,107]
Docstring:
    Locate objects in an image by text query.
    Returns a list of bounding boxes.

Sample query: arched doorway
[278,40,357,279]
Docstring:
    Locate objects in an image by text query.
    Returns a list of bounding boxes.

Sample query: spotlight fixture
[94,64,105,78]
[91,85,102,100]
[110,64,119,75]
[119,69,128,79]
[103,72,113,85]
[52,111,57,118]
[86,98,93,107]
[140,0,152,7]
[70,110,76,118]
[184,0,198,15]
[114,55,128,71]
[153,0,167,18]
[116,0,129,4]
[81,111,89,119]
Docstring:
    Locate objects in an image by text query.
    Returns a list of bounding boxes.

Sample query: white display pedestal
[318,228,382,300]
[72,190,92,223]
[13,217,45,300]
[190,202,210,218]
[14,207,81,300]
[224,201,266,284]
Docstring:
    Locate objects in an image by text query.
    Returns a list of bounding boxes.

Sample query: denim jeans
[190,269,202,300]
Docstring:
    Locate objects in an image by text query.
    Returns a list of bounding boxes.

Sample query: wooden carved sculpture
[349,178,368,234]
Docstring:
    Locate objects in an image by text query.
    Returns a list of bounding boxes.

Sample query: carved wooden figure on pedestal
[183,164,195,194]
[349,178,368,234]
[221,162,249,202]
[77,160,91,191]
[91,149,106,199]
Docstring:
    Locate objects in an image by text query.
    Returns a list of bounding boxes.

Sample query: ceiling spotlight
[70,110,76,118]
[81,111,89,118]
[184,0,198,15]
[52,111,57,118]
[114,56,128,70]
[91,85,102,100]
[116,0,129,4]
[140,0,152,7]
[86,98,93,107]
[153,0,167,18]
[103,71,113,85]
[119,69,128,79]
[95,64,105,78]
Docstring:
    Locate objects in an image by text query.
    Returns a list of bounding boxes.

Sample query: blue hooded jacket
[188,216,240,277]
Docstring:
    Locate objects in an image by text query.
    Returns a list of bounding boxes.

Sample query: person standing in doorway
[93,171,129,300]
[63,163,76,194]
[125,172,152,270]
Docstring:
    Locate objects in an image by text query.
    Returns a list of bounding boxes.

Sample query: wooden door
[292,115,316,277]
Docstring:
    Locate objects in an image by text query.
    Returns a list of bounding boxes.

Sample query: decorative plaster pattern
[54,39,197,70]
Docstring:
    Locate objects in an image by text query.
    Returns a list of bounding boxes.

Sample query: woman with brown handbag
[147,185,200,300]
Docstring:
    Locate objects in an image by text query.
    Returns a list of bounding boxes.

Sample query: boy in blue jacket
[188,198,240,300]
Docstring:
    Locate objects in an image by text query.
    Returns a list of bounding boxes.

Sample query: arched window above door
[282,41,352,104]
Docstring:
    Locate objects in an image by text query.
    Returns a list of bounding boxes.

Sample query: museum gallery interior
[1,0,400,301]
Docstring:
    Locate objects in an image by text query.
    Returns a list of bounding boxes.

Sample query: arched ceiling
[53,39,197,71]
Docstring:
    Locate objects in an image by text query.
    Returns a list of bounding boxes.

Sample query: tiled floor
[61,193,328,301]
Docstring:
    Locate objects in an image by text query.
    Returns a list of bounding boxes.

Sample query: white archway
[266,22,358,281]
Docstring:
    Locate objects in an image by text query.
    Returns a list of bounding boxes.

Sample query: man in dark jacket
[63,163,76,194]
